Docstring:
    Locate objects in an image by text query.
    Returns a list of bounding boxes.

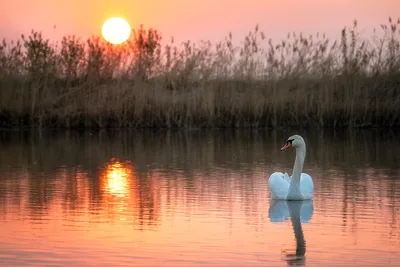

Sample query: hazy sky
[1,0,399,44]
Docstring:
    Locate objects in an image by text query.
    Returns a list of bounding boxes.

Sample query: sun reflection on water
[101,159,134,198]
[99,159,136,222]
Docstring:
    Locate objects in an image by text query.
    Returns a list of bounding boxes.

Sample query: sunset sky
[1,0,399,45]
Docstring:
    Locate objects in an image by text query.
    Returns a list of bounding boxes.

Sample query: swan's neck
[292,145,306,181]
[287,144,306,198]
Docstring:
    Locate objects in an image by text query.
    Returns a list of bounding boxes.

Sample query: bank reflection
[269,200,314,266]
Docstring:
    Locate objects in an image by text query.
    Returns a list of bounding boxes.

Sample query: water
[0,129,399,267]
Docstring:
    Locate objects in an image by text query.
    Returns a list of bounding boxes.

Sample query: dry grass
[1,19,400,129]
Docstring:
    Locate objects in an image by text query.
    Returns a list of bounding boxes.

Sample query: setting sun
[101,17,131,45]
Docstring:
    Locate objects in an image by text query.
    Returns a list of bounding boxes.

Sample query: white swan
[268,135,314,200]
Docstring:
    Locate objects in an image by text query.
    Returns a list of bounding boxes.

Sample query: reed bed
[1,19,400,129]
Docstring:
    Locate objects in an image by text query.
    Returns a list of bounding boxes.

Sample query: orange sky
[1,0,399,45]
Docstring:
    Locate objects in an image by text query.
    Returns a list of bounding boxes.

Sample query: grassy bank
[1,19,400,129]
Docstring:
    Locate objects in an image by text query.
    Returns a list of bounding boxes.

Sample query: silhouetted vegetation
[1,19,400,128]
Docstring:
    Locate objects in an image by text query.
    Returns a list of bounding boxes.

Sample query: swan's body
[268,135,314,200]
[269,172,313,200]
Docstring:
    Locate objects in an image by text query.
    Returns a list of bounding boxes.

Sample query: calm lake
[0,129,399,267]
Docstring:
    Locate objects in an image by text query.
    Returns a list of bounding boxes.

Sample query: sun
[102,17,131,45]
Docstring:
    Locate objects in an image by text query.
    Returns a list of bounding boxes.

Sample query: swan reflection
[269,200,314,266]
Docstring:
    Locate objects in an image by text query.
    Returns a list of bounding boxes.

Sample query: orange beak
[281,142,291,151]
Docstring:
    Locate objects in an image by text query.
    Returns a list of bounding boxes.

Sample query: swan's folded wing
[283,172,291,183]
[268,172,290,199]
[300,173,314,200]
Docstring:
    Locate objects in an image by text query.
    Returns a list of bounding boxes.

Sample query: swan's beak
[281,142,291,151]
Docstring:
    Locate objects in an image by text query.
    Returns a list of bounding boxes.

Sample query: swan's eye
[287,139,294,144]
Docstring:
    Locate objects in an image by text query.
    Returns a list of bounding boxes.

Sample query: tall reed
[1,19,400,129]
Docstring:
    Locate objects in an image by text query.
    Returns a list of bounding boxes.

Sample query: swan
[268,135,314,200]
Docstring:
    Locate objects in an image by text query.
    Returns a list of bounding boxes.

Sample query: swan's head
[280,135,305,151]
